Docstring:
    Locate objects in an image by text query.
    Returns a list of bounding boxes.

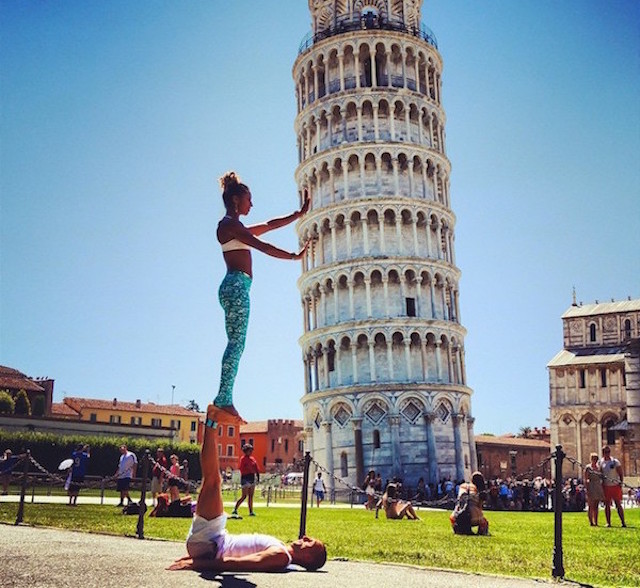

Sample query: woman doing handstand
[213,172,309,416]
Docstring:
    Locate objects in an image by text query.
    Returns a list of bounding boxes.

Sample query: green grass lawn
[1,501,638,587]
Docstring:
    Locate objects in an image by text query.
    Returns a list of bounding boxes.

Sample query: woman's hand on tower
[298,189,310,217]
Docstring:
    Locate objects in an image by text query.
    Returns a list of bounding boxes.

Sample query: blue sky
[1,1,638,435]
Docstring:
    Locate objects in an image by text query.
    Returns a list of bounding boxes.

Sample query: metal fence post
[552,444,565,579]
[298,451,312,539]
[136,450,150,540]
[15,451,30,525]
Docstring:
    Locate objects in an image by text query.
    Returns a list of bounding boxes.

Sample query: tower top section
[308,0,424,33]
[301,0,435,54]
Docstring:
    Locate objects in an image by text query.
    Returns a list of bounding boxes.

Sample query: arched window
[623,319,632,340]
[340,452,348,478]
[605,419,616,446]
[589,323,597,342]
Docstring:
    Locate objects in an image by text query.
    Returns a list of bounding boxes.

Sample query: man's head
[119,445,127,454]
[603,446,611,458]
[289,536,327,571]
[242,444,253,455]
[156,448,164,456]
[317,472,322,479]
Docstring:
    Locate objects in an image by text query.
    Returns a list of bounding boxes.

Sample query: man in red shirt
[231,444,260,518]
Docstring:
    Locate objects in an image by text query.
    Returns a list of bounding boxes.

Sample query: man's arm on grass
[168,547,289,572]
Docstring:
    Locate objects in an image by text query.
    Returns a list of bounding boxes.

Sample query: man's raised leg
[196,405,225,521]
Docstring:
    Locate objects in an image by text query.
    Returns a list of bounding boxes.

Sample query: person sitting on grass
[450,471,489,535]
[167,405,327,573]
[380,480,420,520]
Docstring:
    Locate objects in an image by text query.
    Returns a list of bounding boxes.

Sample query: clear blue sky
[1,1,639,435]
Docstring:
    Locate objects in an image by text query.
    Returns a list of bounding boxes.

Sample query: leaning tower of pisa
[293,0,476,492]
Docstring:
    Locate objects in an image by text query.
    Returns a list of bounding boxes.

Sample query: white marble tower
[293,0,476,492]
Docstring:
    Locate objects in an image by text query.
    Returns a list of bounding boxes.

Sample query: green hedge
[0,431,202,480]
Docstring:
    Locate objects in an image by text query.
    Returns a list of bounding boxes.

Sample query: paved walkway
[0,524,554,588]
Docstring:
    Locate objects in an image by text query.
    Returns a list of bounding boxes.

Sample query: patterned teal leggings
[214,271,252,408]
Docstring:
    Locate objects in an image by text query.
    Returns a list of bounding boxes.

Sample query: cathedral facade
[548,297,640,481]
[293,0,476,492]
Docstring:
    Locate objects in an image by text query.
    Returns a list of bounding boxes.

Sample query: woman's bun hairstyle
[219,171,249,212]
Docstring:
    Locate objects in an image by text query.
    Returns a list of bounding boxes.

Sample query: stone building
[294,0,475,492]
[548,297,640,481]
[475,434,551,481]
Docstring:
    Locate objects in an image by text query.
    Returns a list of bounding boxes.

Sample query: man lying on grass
[167,405,326,573]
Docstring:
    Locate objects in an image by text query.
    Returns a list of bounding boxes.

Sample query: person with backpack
[450,471,489,535]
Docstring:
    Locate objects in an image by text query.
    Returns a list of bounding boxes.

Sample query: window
[190,421,197,432]
[271,439,275,452]
[241,438,246,447]
[89,413,97,423]
[340,452,348,477]
[373,429,380,449]
[226,445,234,457]
[589,323,597,342]
[217,444,222,456]
[285,439,289,453]
[249,437,254,447]
[623,319,632,340]
[605,420,616,445]
[477,451,483,467]
[151,418,162,428]
[601,368,607,388]
[406,297,416,317]
[218,426,223,436]
[227,425,235,437]
[328,347,335,372]
[623,368,627,387]
[579,369,586,389]
[130,416,141,425]
[170,419,181,430]
[110,415,121,424]
[298,440,304,452]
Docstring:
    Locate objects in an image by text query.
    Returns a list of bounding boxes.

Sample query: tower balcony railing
[298,16,438,54]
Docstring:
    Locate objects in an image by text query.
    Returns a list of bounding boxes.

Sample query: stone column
[404,339,412,381]
[346,220,353,257]
[352,417,364,485]
[304,425,315,458]
[424,412,439,483]
[382,276,390,316]
[338,53,345,92]
[364,277,372,317]
[435,342,442,381]
[389,415,402,478]
[467,416,477,472]
[452,413,465,481]
[330,221,337,261]
[368,340,377,382]
[322,421,335,496]
[386,338,395,380]
[348,278,355,319]
[351,344,358,384]
[362,218,370,254]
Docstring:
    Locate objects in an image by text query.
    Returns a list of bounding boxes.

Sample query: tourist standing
[584,452,605,526]
[115,444,137,507]
[232,444,260,518]
[68,444,90,506]
[599,446,626,527]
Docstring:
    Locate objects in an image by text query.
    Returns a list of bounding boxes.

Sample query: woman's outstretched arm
[248,191,309,236]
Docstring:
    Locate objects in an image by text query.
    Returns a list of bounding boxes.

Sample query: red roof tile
[63,397,204,418]
[475,435,551,449]
[51,402,81,418]
[240,421,269,434]
[0,366,45,393]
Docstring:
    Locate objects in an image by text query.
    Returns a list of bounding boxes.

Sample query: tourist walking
[232,443,260,518]
[213,171,309,417]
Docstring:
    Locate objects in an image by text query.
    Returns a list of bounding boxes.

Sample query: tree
[32,395,46,417]
[185,399,200,412]
[0,390,15,415]
[14,389,31,416]
[518,426,532,439]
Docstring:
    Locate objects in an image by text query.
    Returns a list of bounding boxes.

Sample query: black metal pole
[136,450,150,539]
[15,450,30,525]
[298,451,312,539]
[552,444,565,579]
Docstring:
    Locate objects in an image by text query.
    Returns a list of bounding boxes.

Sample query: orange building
[475,434,551,480]
[240,419,304,473]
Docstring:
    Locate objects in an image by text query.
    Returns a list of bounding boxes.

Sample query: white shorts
[186,513,227,560]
